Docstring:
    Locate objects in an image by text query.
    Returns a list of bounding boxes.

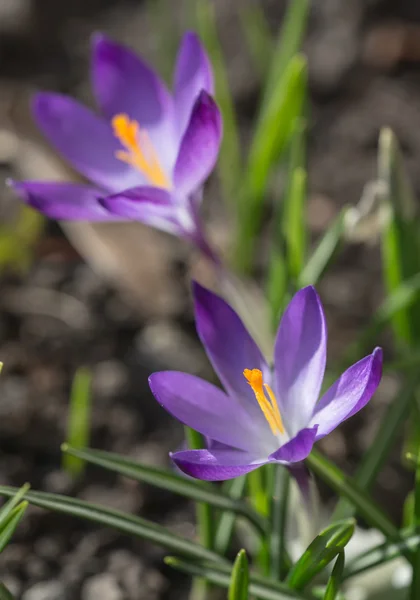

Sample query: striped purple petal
[32,92,140,193]
[11,181,117,221]
[274,287,327,435]
[91,33,177,173]
[174,31,214,139]
[311,347,383,440]
[171,448,267,481]
[173,91,222,196]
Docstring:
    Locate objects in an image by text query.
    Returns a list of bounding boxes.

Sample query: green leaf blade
[323,552,345,600]
[62,367,93,477]
[229,550,249,600]
[61,445,266,536]
[0,485,226,564]
[286,520,354,591]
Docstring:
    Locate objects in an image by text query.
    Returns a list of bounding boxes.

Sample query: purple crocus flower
[12,33,221,253]
[149,283,382,481]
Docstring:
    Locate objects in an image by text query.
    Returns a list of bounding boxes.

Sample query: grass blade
[298,208,349,287]
[235,55,307,272]
[62,367,92,477]
[0,503,28,553]
[214,476,247,555]
[269,467,290,580]
[0,485,226,564]
[0,483,30,525]
[267,119,306,325]
[61,445,266,536]
[323,552,345,600]
[185,427,213,600]
[286,520,354,591]
[229,549,249,600]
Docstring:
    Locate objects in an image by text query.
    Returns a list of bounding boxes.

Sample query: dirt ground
[0,0,419,598]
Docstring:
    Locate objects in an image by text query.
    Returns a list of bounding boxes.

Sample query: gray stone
[82,574,123,600]
[22,581,65,600]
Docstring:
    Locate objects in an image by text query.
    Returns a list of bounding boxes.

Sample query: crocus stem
[185,426,214,600]
[248,466,270,576]
[269,467,290,581]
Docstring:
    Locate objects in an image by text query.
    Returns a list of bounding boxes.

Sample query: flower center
[112,114,171,189]
[243,368,284,435]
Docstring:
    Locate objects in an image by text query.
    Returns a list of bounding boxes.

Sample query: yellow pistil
[243,368,285,435]
[111,113,171,189]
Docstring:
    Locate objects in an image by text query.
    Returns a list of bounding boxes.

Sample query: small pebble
[82,574,123,600]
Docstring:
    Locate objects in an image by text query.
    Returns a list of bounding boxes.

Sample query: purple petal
[11,181,117,221]
[274,287,327,435]
[310,347,383,440]
[101,186,184,235]
[173,91,222,196]
[32,93,140,193]
[171,448,267,481]
[174,32,214,139]
[192,282,272,429]
[91,34,177,173]
[269,426,318,463]
[149,371,263,453]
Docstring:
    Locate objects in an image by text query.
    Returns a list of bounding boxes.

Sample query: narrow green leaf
[0,583,15,600]
[235,55,307,272]
[62,367,92,477]
[214,476,247,555]
[299,208,349,287]
[286,520,354,591]
[284,168,307,281]
[61,445,266,536]
[333,372,420,522]
[229,550,249,600]
[0,485,226,564]
[0,483,30,525]
[343,529,419,580]
[262,0,310,107]
[195,0,242,204]
[185,427,213,599]
[266,250,288,331]
[185,427,214,551]
[307,450,399,538]
[165,556,304,600]
[269,467,290,580]
[323,552,345,600]
[0,502,28,553]
[267,119,306,325]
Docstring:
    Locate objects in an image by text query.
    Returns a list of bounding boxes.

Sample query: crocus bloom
[12,32,221,252]
[149,283,382,481]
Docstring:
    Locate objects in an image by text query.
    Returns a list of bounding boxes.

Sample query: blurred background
[0,0,420,598]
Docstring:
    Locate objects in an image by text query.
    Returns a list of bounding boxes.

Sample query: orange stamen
[112,113,171,189]
[243,368,285,435]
